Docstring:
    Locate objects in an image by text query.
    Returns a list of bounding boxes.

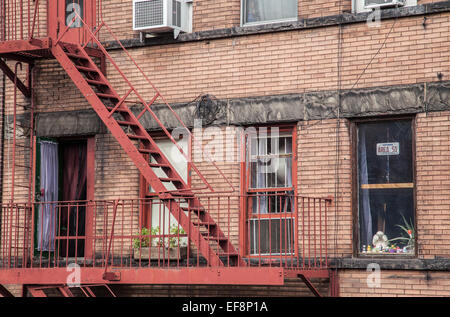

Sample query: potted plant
[133,225,188,260]
[388,215,415,254]
[168,225,188,258]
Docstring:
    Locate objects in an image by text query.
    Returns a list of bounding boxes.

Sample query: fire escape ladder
[51,42,244,268]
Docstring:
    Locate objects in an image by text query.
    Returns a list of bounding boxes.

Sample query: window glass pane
[250,135,292,189]
[244,0,298,25]
[149,138,188,192]
[357,120,415,255]
[359,120,413,184]
[66,0,84,28]
[250,218,294,255]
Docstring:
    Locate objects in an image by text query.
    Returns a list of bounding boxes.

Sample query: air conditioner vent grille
[365,0,404,6]
[135,0,164,28]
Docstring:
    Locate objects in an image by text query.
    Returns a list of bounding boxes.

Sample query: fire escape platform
[0,267,329,286]
[0,38,105,62]
[0,37,53,61]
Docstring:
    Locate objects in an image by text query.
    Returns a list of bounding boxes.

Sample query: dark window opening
[357,120,415,255]
[35,138,87,258]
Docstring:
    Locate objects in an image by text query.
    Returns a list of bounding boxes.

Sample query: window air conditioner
[133,0,191,38]
[364,0,405,10]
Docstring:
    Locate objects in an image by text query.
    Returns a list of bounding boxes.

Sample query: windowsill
[241,17,298,28]
[332,256,450,271]
[104,1,450,51]
[357,253,416,259]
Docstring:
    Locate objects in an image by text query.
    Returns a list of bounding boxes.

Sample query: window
[65,0,84,28]
[141,136,189,235]
[355,119,415,256]
[354,0,417,13]
[242,0,298,26]
[245,127,296,256]
[35,137,95,258]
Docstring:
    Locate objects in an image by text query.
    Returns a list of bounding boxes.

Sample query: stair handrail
[55,9,236,195]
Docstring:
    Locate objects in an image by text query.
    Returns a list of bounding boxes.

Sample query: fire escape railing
[0,0,42,41]
[0,195,332,270]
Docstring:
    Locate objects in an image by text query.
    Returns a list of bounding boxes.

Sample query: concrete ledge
[35,109,107,137]
[34,80,450,136]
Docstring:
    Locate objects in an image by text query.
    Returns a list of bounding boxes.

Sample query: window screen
[357,120,415,255]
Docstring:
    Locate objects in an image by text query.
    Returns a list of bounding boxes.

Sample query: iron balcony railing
[0,194,332,270]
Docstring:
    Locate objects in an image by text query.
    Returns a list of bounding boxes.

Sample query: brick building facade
[0,0,450,297]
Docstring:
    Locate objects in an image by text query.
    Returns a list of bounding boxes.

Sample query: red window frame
[240,125,298,258]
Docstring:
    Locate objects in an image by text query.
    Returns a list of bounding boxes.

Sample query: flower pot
[133,246,188,260]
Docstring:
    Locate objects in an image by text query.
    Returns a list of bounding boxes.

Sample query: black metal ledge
[332,257,450,271]
[104,1,450,50]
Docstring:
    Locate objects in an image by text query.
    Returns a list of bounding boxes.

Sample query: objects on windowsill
[372,231,388,249]
[362,230,414,255]
[362,242,414,255]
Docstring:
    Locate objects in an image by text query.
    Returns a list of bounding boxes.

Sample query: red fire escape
[0,1,337,297]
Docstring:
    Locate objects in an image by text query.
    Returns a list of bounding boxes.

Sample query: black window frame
[351,116,417,258]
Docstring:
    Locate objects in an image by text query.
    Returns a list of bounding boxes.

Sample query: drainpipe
[0,70,5,203]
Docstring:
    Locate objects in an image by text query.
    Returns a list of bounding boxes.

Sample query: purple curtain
[37,141,59,251]
[360,128,373,247]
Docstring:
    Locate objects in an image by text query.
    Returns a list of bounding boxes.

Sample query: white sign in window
[376,142,400,156]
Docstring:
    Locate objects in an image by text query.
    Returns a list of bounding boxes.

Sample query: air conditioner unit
[364,0,405,10]
[133,0,191,38]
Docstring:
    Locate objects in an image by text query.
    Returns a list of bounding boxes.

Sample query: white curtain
[255,137,268,214]
[37,141,59,252]
[359,129,373,247]
[245,0,297,23]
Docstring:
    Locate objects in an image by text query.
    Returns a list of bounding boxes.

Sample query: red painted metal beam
[298,274,323,297]
[0,268,285,286]
[329,269,340,297]
[27,287,47,297]
[0,284,14,297]
[58,286,74,297]
[0,59,31,98]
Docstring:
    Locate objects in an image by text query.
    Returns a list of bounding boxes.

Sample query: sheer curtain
[246,0,297,24]
[255,137,267,214]
[284,156,293,213]
[37,141,59,251]
[359,128,373,248]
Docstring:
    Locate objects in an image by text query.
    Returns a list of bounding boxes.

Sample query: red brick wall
[415,111,450,259]
[110,278,329,297]
[297,119,353,258]
[339,269,450,296]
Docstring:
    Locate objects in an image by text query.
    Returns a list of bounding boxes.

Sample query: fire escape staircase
[50,41,245,269]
